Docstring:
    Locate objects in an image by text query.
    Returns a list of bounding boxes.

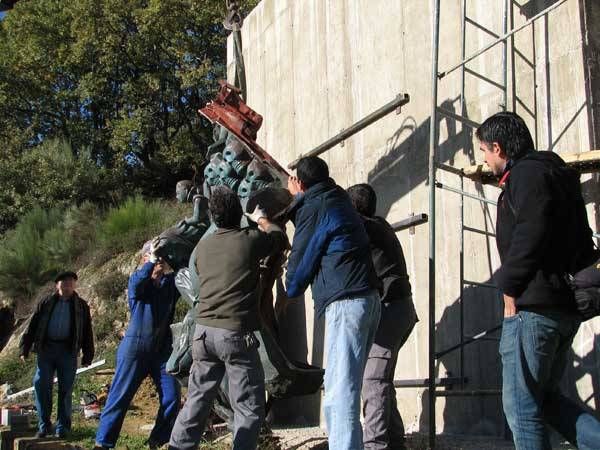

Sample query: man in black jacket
[477,111,600,450]
[347,183,417,450]
[20,271,94,438]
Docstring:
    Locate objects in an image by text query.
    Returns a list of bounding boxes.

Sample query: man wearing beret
[20,271,95,439]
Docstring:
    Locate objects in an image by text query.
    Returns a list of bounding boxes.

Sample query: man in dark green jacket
[20,271,94,438]
[169,186,286,450]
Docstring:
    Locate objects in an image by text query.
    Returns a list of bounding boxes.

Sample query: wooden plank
[460,150,600,184]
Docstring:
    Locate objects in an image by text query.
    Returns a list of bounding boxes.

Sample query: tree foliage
[0,0,258,231]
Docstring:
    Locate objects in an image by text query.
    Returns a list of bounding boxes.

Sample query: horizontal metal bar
[436,324,502,359]
[390,213,428,232]
[438,0,567,78]
[436,106,481,129]
[435,182,498,206]
[436,389,502,397]
[394,377,466,388]
[463,280,497,289]
[594,233,600,239]
[463,225,496,238]
[288,93,411,169]
[436,163,464,176]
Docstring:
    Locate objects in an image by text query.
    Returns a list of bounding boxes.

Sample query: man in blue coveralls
[94,241,180,449]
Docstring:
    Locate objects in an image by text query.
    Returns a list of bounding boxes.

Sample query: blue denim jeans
[33,342,77,434]
[500,310,600,450]
[323,291,381,450]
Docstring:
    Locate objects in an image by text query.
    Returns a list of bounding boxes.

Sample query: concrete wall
[227,0,600,436]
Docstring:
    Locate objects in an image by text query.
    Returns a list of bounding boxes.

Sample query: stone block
[14,437,63,450]
[0,428,36,450]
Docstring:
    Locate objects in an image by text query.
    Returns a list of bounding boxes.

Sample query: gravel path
[268,427,577,450]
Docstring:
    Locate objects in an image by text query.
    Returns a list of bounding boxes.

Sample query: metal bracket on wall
[390,213,428,233]
[288,93,410,169]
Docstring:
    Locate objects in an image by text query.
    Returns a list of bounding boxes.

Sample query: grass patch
[0,350,36,390]
[67,424,149,449]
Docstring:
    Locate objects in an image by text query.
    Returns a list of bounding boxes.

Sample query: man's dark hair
[209,186,242,228]
[296,156,329,189]
[475,111,534,159]
[347,183,377,217]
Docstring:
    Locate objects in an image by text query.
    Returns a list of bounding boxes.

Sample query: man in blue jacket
[95,242,180,449]
[286,156,381,450]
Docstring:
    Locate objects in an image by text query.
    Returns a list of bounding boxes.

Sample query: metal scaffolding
[427,0,569,448]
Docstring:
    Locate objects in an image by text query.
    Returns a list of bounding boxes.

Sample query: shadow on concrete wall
[367,95,508,434]
[367,79,599,438]
[362,0,600,437]
[564,333,600,411]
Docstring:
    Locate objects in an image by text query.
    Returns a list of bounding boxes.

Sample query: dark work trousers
[169,325,265,450]
[95,337,181,448]
[362,300,418,450]
[33,342,77,434]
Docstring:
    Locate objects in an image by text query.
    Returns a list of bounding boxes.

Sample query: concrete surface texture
[227,0,600,436]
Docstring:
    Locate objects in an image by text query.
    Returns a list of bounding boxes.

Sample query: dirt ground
[5,372,576,449]
[78,374,577,449]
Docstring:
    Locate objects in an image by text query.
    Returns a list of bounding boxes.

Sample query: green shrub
[0,207,65,299]
[63,201,102,255]
[97,196,171,254]
[0,193,191,301]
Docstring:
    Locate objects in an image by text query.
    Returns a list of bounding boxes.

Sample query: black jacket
[495,151,595,309]
[19,292,95,364]
[362,216,412,302]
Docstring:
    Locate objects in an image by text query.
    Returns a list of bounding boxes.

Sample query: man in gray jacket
[168,186,286,450]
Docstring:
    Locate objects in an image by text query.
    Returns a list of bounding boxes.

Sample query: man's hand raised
[287,176,303,196]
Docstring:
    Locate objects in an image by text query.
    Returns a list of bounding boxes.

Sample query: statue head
[176,180,195,203]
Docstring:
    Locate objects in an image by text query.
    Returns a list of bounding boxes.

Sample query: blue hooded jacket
[123,262,178,357]
[285,179,378,316]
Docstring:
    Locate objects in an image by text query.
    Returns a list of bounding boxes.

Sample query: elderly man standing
[94,243,180,450]
[20,271,94,439]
